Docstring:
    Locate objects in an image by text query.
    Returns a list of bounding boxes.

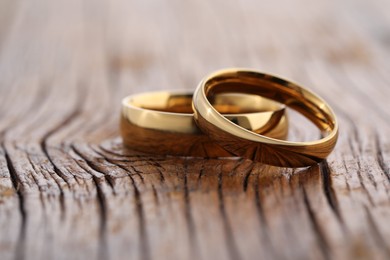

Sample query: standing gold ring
[121,90,288,157]
[192,68,339,167]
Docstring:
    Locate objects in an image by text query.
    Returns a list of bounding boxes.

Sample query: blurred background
[1,0,388,142]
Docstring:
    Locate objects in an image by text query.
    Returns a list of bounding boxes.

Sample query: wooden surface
[0,0,390,259]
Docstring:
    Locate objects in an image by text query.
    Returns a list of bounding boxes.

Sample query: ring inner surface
[205,77,336,136]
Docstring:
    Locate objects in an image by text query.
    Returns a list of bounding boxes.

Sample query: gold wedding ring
[192,68,338,167]
[121,90,288,157]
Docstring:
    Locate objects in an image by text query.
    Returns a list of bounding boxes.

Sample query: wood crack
[182,159,199,258]
[93,147,153,260]
[72,146,116,192]
[253,171,278,258]
[92,174,109,260]
[74,145,151,260]
[242,161,255,192]
[129,173,150,260]
[39,84,84,187]
[25,153,47,211]
[320,161,344,225]
[218,164,242,260]
[196,164,205,187]
[3,143,26,260]
[32,84,84,217]
[356,160,375,206]
[253,172,267,226]
[148,159,165,183]
[70,147,109,260]
[92,143,146,184]
[375,132,390,182]
[302,186,331,260]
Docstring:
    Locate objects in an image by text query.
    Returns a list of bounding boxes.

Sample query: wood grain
[0,0,389,259]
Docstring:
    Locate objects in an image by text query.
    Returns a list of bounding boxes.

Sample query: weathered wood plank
[0,0,390,259]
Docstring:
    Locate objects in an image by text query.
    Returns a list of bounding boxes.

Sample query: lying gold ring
[192,68,338,167]
[120,90,288,157]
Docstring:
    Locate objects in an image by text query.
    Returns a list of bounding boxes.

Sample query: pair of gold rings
[121,68,338,168]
